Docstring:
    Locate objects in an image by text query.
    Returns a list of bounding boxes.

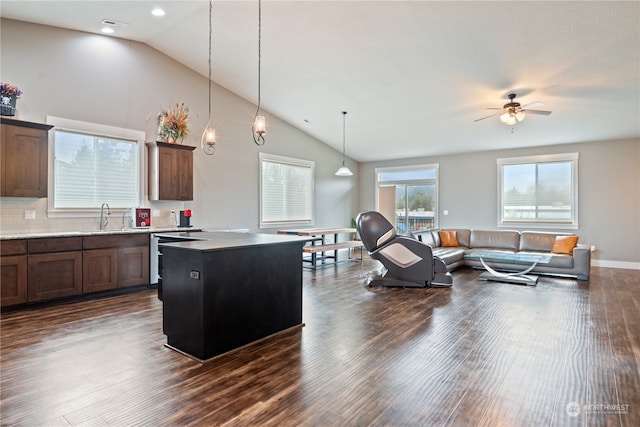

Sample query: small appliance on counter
[179,209,192,227]
[134,208,151,228]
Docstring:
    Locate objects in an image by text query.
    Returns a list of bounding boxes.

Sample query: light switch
[443,210,449,216]
[24,210,36,219]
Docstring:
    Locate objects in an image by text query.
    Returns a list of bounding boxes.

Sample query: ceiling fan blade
[522,101,544,108]
[523,109,552,116]
[474,112,500,122]
[485,107,503,110]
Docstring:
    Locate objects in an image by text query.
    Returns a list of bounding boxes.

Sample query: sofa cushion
[451,229,471,247]
[552,235,579,254]
[438,230,459,247]
[519,232,557,252]
[432,247,466,265]
[470,230,520,251]
[412,229,439,247]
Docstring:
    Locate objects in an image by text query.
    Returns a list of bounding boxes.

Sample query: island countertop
[157,231,310,252]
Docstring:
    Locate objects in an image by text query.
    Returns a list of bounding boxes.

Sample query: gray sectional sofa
[411,228,591,280]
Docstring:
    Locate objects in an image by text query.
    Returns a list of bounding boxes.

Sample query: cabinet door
[117,245,150,288]
[83,248,118,293]
[1,255,28,307]
[28,252,82,302]
[1,124,48,197]
[176,148,193,200]
[158,147,178,200]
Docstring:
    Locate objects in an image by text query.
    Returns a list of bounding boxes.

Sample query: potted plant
[157,102,190,143]
[1,82,22,116]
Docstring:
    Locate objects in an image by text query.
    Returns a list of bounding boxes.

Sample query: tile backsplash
[0,197,183,234]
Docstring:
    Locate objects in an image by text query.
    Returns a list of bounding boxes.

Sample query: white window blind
[260,153,314,227]
[498,153,578,228]
[48,117,143,212]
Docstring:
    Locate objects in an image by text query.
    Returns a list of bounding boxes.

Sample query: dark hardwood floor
[1,257,639,426]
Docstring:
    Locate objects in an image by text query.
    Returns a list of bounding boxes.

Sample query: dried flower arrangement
[157,102,190,143]
[0,82,22,97]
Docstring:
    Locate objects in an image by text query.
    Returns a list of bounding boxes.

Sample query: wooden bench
[302,240,363,269]
[302,240,363,254]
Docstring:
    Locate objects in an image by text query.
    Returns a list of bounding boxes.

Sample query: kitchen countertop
[0,227,202,240]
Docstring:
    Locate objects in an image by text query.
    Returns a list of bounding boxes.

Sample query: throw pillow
[438,230,459,247]
[551,235,579,254]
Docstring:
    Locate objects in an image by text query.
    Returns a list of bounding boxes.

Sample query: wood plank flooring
[1,257,639,426]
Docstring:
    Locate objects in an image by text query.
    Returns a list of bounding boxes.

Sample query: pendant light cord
[208,0,212,122]
[252,0,265,145]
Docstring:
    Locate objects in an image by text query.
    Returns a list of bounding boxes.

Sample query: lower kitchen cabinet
[1,256,28,306]
[1,233,151,307]
[83,248,118,293]
[118,245,149,288]
[1,239,28,307]
[28,251,83,302]
[83,233,150,290]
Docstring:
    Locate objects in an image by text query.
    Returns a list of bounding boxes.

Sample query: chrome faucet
[100,203,111,231]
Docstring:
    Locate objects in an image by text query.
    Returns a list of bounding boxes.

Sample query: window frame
[46,116,145,218]
[497,153,579,229]
[259,152,315,229]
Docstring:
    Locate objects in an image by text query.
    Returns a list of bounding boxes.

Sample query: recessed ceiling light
[152,8,165,17]
[101,27,114,34]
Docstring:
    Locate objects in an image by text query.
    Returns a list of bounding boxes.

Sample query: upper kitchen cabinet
[0,118,53,198]
[147,142,195,201]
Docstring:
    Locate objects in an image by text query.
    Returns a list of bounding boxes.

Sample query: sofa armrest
[573,244,591,280]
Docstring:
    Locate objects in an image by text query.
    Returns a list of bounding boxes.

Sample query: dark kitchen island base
[161,232,307,361]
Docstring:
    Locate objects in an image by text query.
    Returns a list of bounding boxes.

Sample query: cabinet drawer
[1,239,27,256]
[84,233,149,249]
[28,237,83,254]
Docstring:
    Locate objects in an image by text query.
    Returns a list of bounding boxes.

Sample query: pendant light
[201,0,216,155]
[252,0,266,145]
[335,111,353,176]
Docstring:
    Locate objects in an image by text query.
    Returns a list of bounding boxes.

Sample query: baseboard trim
[592,259,640,270]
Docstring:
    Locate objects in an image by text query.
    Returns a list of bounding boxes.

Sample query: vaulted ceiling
[2,1,639,162]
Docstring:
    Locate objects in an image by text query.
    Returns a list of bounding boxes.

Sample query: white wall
[0,19,359,234]
[359,139,640,267]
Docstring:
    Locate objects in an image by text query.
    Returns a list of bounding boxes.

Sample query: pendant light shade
[252,0,266,146]
[201,0,216,155]
[335,111,353,176]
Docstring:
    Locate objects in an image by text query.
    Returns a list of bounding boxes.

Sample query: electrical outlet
[24,210,36,220]
[590,245,596,253]
[152,209,160,217]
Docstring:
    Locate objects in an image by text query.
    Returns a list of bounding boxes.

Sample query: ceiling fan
[474,93,552,125]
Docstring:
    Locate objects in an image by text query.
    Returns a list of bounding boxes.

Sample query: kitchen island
[160,231,308,361]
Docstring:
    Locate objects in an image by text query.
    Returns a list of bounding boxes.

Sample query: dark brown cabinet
[147,142,195,201]
[83,233,149,291]
[83,248,118,293]
[27,237,83,302]
[0,118,53,198]
[1,240,28,307]
[1,233,150,307]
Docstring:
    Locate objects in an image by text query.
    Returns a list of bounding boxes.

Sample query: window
[498,153,578,228]
[376,165,439,235]
[47,117,144,214]
[259,153,314,228]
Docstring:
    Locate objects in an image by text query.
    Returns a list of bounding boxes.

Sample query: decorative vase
[0,94,17,116]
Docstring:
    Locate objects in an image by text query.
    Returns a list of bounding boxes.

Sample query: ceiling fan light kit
[476,93,552,125]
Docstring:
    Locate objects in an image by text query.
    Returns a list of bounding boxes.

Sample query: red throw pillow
[438,230,459,247]
[551,235,579,254]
